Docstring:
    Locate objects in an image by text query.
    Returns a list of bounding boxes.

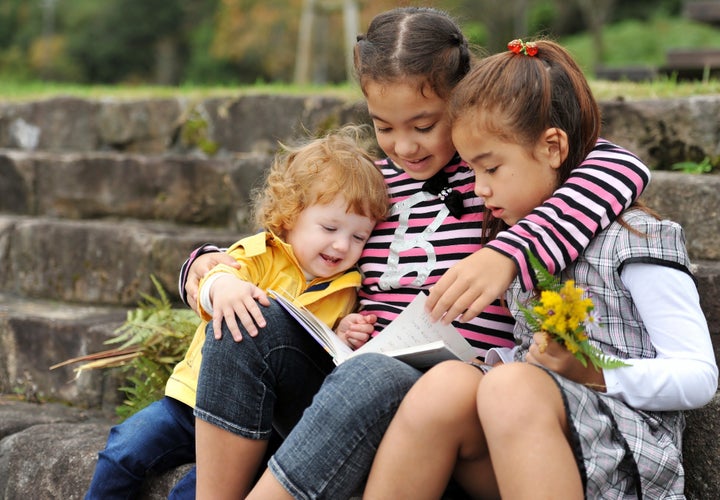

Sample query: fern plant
[54,276,199,419]
[521,252,628,371]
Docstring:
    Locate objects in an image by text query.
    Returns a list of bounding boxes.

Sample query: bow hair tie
[422,170,464,219]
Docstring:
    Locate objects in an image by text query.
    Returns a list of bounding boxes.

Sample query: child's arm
[528,264,717,411]
[199,270,271,342]
[178,245,236,313]
[601,264,717,410]
[427,140,651,323]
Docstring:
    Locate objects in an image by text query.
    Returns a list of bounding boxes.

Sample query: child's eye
[416,124,435,133]
[353,234,368,242]
[373,123,391,134]
[322,225,337,232]
[484,166,499,174]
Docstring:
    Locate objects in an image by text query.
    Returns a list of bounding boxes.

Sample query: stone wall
[0,94,718,498]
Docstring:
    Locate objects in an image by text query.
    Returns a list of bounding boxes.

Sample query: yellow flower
[520,252,629,371]
[564,338,580,354]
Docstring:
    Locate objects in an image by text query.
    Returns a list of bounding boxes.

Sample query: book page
[268,290,353,363]
[270,290,476,367]
[352,292,476,362]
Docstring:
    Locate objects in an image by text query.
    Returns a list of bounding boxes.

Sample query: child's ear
[543,127,569,169]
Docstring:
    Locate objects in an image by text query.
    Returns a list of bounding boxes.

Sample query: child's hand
[426,248,516,324]
[209,275,270,342]
[186,252,240,314]
[335,313,376,349]
[526,332,606,391]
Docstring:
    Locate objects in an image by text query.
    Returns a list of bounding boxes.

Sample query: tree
[576,0,616,67]
[295,0,360,84]
[63,0,185,84]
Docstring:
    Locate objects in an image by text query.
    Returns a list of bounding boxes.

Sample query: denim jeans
[85,396,196,500]
[267,352,423,500]
[194,299,336,440]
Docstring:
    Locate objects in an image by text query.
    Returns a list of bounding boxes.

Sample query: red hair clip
[507,39,538,57]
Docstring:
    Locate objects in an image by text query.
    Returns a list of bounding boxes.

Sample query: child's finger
[232,307,258,338]
[242,299,266,333]
[212,316,224,340]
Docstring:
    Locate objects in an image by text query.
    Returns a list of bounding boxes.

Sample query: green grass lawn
[2,77,719,104]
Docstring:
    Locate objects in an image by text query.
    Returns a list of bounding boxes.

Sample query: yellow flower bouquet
[520,253,628,371]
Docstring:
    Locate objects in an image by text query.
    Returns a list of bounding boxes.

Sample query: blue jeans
[85,396,196,500]
[194,299,336,440]
[267,353,423,499]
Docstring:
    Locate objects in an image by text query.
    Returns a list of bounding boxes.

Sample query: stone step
[0,392,718,498]
[0,95,367,155]
[0,215,241,306]
[0,293,128,412]
[3,95,720,169]
[0,395,192,499]
[0,148,272,228]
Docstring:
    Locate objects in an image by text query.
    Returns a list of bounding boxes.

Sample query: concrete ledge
[684,391,720,499]
[0,397,191,499]
[1,392,718,498]
[0,216,240,305]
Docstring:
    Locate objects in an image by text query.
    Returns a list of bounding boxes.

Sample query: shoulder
[617,209,684,239]
[595,209,689,268]
[227,231,274,258]
[582,139,648,174]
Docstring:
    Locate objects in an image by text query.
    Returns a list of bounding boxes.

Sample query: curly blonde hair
[253,125,388,238]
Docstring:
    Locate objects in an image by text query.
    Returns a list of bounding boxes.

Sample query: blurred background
[1,0,719,87]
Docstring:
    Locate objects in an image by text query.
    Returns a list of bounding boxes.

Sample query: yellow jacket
[165,231,361,408]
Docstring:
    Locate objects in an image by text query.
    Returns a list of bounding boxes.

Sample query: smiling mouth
[402,155,430,165]
[321,254,341,264]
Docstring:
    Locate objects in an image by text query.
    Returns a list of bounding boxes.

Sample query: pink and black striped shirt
[358,139,650,359]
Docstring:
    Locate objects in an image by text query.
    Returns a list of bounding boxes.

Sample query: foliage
[180,106,219,155]
[2,1,720,86]
[61,0,185,84]
[55,276,199,420]
[561,14,720,73]
[672,157,714,174]
[521,253,629,371]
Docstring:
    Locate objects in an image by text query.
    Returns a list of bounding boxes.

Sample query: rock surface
[0,94,718,498]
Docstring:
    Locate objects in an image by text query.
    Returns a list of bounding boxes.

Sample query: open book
[268,290,477,369]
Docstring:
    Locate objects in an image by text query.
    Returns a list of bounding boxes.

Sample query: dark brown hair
[354,7,473,99]
[448,40,603,242]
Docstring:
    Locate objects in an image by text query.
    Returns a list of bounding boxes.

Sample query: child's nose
[474,182,491,198]
[333,237,350,252]
[395,137,419,158]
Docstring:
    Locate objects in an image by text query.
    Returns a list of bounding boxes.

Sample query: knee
[477,363,552,426]
[323,354,420,413]
[335,354,420,394]
[409,361,481,423]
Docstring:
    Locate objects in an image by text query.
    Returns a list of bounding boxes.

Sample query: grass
[2,77,719,104]
[588,78,720,101]
[0,80,363,103]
